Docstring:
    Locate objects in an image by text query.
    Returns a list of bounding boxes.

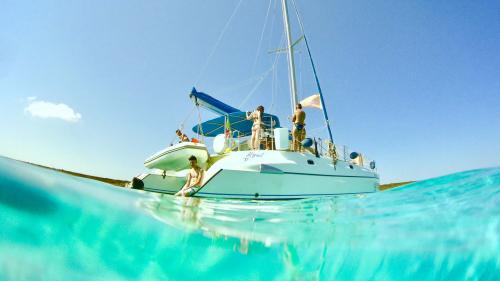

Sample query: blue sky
[1,0,499,183]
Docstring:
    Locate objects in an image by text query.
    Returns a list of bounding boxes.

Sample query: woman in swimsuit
[246,105,264,150]
[176,129,190,142]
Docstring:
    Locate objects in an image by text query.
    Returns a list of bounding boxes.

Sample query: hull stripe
[196,191,375,197]
[282,171,377,179]
[143,188,375,197]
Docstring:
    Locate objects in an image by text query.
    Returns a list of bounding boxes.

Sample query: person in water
[292,103,306,152]
[246,105,264,150]
[175,129,190,143]
[175,155,204,197]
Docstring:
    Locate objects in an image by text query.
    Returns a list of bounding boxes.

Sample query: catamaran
[132,0,379,199]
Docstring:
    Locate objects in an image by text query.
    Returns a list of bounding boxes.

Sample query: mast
[281,0,299,113]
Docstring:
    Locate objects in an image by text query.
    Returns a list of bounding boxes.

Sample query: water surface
[0,157,498,280]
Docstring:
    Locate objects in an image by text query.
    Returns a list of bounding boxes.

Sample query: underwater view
[0,156,499,280]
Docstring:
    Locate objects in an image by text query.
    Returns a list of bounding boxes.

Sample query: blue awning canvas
[189,87,240,116]
[192,111,281,137]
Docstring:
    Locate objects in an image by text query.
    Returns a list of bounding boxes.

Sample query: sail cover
[189,87,240,115]
[192,111,281,137]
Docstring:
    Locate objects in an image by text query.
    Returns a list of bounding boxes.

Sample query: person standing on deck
[292,103,306,152]
[246,105,264,150]
[175,155,204,197]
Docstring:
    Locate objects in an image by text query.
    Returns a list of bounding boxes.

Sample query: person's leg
[292,128,299,151]
[175,187,186,196]
[175,187,185,196]
[182,188,191,197]
[251,128,257,150]
[249,129,255,150]
[254,127,261,150]
[298,128,306,152]
[251,126,256,150]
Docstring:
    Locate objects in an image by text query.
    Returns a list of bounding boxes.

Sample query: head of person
[188,155,197,167]
[176,129,182,136]
[296,103,302,110]
[256,105,264,113]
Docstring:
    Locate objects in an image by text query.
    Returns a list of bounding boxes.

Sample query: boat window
[307,160,314,165]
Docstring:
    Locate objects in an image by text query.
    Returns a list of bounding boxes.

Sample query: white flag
[300,94,322,109]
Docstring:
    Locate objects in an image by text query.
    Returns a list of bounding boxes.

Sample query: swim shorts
[294,123,304,130]
[185,187,200,196]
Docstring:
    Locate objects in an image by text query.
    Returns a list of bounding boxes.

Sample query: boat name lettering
[244,152,265,161]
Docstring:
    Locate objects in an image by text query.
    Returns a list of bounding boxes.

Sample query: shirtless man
[292,103,306,152]
[175,155,204,197]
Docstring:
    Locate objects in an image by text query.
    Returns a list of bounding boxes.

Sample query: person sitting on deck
[175,129,190,143]
[175,155,204,197]
[246,105,264,150]
[292,103,306,152]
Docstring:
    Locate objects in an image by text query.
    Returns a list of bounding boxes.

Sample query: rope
[242,31,286,111]
[237,67,273,108]
[251,0,273,76]
[308,124,327,134]
[196,106,205,143]
[168,105,197,145]
[194,0,244,86]
[267,0,279,51]
[179,106,197,131]
[269,60,277,113]
[290,0,335,144]
[269,34,286,113]
[216,69,272,97]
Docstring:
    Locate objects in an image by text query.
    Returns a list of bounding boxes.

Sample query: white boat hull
[198,169,376,199]
[139,150,379,199]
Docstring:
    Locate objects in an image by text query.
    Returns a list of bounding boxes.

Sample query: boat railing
[316,139,376,170]
[231,128,376,171]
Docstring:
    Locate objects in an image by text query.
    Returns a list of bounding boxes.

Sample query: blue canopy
[192,111,281,137]
[189,87,240,115]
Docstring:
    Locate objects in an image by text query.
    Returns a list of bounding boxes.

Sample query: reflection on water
[0,157,499,280]
[141,195,348,246]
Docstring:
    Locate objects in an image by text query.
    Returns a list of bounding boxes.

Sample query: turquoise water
[0,157,499,280]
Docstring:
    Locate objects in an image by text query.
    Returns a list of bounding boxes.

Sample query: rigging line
[193,0,244,86]
[298,45,303,100]
[308,125,328,134]
[239,33,285,110]
[169,105,197,145]
[237,67,274,108]
[251,0,273,76]
[179,105,197,130]
[215,69,273,96]
[269,33,286,113]
[269,60,278,112]
[290,0,335,143]
[267,0,279,51]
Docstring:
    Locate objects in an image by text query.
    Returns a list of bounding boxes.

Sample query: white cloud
[25,100,82,122]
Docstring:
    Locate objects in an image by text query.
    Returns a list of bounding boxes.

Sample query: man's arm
[182,173,192,189]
